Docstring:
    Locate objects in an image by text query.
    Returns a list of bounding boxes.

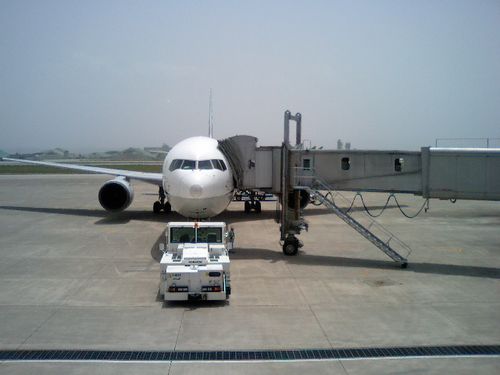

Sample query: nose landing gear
[153,186,171,214]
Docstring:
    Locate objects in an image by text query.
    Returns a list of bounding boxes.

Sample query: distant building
[144,143,171,152]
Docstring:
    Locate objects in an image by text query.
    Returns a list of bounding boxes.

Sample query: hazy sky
[1,0,499,153]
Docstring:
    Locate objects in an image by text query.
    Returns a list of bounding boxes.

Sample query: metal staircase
[295,170,411,267]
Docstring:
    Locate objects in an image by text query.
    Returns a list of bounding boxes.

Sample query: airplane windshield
[169,159,227,171]
[211,159,227,171]
[181,160,196,170]
[168,159,183,171]
[198,160,213,170]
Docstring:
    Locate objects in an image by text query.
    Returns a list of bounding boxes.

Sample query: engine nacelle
[287,189,310,210]
[98,177,134,212]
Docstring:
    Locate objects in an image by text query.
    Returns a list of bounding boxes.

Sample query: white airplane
[2,136,235,219]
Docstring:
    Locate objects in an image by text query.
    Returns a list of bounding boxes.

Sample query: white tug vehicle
[159,222,231,301]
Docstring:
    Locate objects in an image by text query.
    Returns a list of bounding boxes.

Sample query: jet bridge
[219,111,500,265]
[294,147,500,200]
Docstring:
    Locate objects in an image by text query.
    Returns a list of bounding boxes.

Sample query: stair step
[307,188,408,265]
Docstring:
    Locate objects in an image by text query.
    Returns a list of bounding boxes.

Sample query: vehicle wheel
[244,201,251,214]
[163,201,171,213]
[153,201,162,214]
[254,200,261,213]
[282,239,299,256]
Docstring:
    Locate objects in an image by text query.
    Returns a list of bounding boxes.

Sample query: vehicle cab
[159,222,231,301]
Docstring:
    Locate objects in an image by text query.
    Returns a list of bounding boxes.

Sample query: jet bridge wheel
[282,237,299,256]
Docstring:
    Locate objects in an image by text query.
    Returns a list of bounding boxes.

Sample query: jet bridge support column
[279,110,306,255]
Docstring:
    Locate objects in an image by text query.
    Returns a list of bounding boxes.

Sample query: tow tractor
[159,222,231,301]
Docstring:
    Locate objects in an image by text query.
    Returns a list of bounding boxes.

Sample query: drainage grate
[0,345,499,362]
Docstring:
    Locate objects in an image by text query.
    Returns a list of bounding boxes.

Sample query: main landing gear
[244,199,261,214]
[153,186,171,214]
[243,191,262,214]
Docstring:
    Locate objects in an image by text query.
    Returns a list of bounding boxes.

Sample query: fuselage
[162,136,234,218]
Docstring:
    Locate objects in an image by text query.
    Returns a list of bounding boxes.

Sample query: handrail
[293,167,413,259]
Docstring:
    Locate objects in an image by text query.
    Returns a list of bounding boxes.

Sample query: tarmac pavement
[0,174,498,374]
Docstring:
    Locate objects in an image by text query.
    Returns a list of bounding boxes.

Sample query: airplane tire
[254,201,262,213]
[153,201,162,214]
[282,239,299,256]
[244,201,251,214]
[163,202,172,213]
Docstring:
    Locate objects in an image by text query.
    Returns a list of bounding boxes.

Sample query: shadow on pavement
[4,205,496,279]
[230,247,500,279]
[0,204,406,226]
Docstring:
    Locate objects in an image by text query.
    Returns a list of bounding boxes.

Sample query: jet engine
[288,189,310,210]
[98,177,134,212]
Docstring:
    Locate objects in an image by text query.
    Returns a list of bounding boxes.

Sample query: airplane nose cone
[189,184,203,198]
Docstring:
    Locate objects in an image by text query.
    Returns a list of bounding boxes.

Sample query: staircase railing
[293,168,412,266]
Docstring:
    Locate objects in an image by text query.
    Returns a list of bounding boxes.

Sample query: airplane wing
[1,157,163,185]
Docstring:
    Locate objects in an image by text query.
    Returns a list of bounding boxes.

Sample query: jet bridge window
[395,158,404,172]
[341,157,350,171]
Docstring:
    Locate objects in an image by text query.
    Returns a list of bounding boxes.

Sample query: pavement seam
[172,308,186,352]
[59,258,109,307]
[167,309,186,374]
[285,261,336,351]
[15,259,109,349]
[16,307,59,350]
[337,359,351,374]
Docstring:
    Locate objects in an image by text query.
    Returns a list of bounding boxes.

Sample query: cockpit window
[169,159,196,171]
[169,159,226,171]
[181,160,196,170]
[212,159,221,170]
[212,159,227,171]
[169,159,182,171]
[198,160,213,170]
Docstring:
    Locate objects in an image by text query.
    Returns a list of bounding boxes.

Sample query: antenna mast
[208,89,214,138]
